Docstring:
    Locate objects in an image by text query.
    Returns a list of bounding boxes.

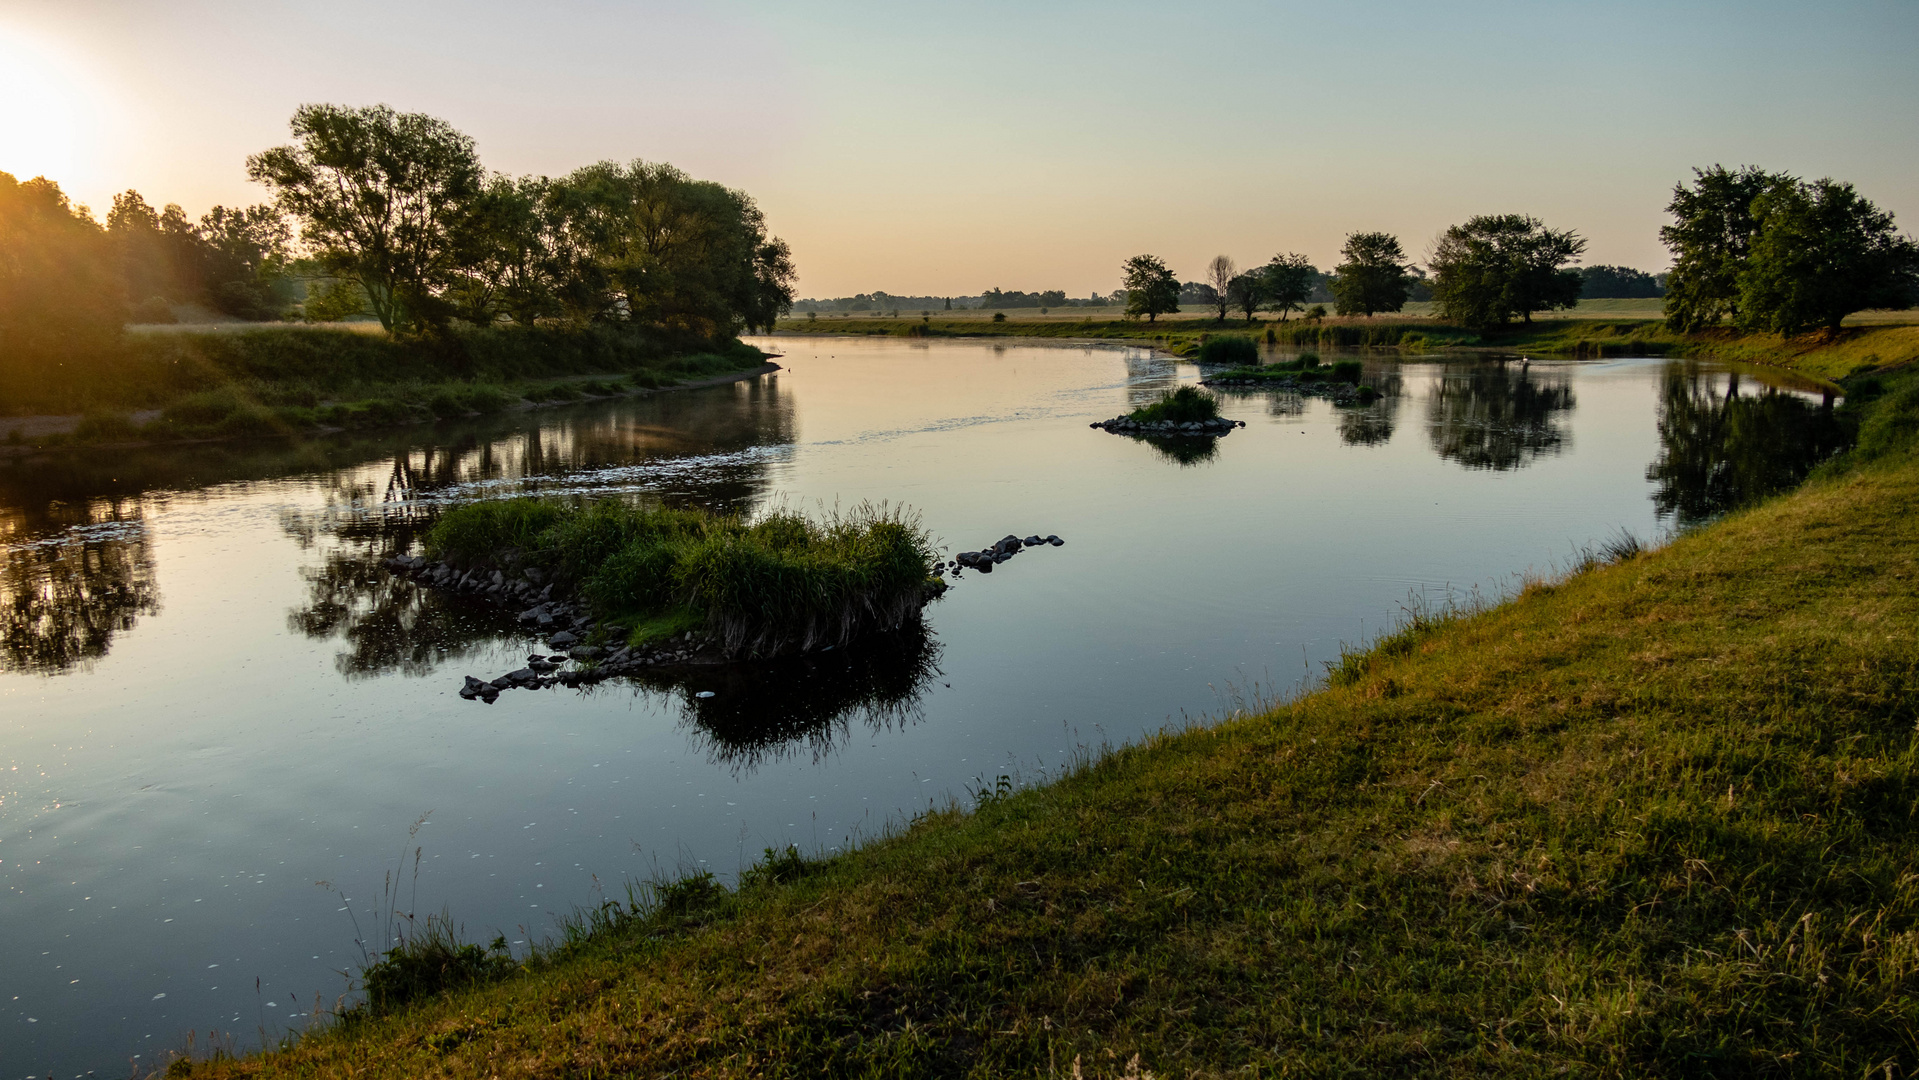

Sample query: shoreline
[182,358,1919,1076]
[0,362,780,460]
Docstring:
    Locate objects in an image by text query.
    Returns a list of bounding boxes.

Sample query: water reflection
[625,628,944,771]
[1426,363,1576,471]
[1647,365,1850,527]
[0,500,158,674]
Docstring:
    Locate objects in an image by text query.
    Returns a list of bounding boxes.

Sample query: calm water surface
[0,339,1839,1075]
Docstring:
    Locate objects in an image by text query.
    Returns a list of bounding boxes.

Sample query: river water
[0,338,1841,1076]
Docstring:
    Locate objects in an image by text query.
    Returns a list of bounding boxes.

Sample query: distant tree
[1736,178,1919,335]
[1429,214,1586,329]
[445,174,552,326]
[1226,271,1264,322]
[1260,252,1316,320]
[1330,232,1413,317]
[1177,281,1217,307]
[248,104,485,334]
[196,203,292,318]
[1206,255,1236,320]
[0,172,122,366]
[1660,165,1793,332]
[1122,255,1180,322]
[1579,265,1664,299]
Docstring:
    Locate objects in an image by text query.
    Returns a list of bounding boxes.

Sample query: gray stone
[547,630,580,649]
[1023,535,1043,546]
[505,667,536,684]
[569,645,604,661]
[1046,535,1064,546]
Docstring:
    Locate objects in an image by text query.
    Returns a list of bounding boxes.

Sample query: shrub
[1128,385,1222,425]
[1197,335,1259,366]
[359,915,516,1016]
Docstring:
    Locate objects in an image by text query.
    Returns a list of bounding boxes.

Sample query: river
[0,337,1842,1076]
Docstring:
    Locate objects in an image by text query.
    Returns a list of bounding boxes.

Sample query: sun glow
[0,27,108,192]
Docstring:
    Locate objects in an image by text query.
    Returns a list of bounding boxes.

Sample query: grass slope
[192,384,1919,1078]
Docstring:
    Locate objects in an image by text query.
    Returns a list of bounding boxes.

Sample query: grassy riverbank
[0,324,771,447]
[775,313,1919,382]
[186,372,1919,1075]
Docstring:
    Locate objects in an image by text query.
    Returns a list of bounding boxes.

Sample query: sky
[1,0,1915,298]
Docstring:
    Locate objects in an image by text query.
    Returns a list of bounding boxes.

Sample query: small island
[1090,385,1244,435]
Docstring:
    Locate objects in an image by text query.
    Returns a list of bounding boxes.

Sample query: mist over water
[0,339,1840,1076]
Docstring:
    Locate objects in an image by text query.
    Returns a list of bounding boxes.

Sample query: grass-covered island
[420,498,943,665]
[1198,346,1381,404]
[181,361,1919,1077]
[1090,385,1243,435]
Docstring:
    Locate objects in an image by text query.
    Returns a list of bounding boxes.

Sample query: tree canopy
[1330,232,1412,317]
[1736,178,1919,335]
[1226,272,1264,321]
[1261,253,1316,320]
[1428,214,1586,329]
[0,172,122,362]
[1659,165,1792,332]
[1122,255,1180,322]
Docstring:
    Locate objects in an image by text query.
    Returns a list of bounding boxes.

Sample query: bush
[1128,385,1221,425]
[428,389,468,418]
[359,915,516,1016]
[1197,335,1259,366]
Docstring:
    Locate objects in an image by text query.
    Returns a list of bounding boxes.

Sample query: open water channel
[0,337,1844,1076]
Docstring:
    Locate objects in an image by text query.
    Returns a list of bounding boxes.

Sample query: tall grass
[1127,385,1221,424]
[426,499,941,657]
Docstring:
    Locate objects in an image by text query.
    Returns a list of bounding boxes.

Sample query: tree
[1330,232,1412,317]
[1429,214,1586,330]
[248,104,485,334]
[1579,265,1663,299]
[0,172,122,368]
[1122,255,1180,322]
[1226,272,1264,322]
[1260,252,1315,320]
[1660,165,1793,332]
[1206,254,1236,321]
[1736,178,1919,335]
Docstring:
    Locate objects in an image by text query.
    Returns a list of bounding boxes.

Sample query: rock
[569,645,604,661]
[524,567,545,585]
[1047,535,1064,546]
[489,675,515,690]
[547,630,579,649]
[1023,535,1043,546]
[536,613,555,629]
[997,535,1022,553]
[976,558,992,574]
[479,687,499,704]
[505,667,536,685]
[491,570,505,587]
[695,690,716,699]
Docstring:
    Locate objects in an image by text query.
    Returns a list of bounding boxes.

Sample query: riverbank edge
[772,317,1919,385]
[185,370,1919,1076]
[0,362,781,461]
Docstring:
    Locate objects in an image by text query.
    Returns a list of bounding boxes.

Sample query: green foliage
[1660,165,1794,332]
[1737,178,1919,335]
[1579,264,1663,299]
[426,499,939,658]
[1329,231,1413,316]
[1128,385,1221,424]
[1196,334,1258,366]
[1224,272,1264,321]
[1260,252,1316,319]
[359,915,516,1016]
[248,104,484,334]
[1122,254,1181,322]
[1429,214,1586,329]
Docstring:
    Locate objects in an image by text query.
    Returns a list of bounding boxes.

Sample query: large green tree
[248,104,484,334]
[1659,165,1792,332]
[1330,232,1412,317]
[1226,271,1265,322]
[1260,252,1316,320]
[1429,214,1586,329]
[1736,179,1919,335]
[1122,254,1180,322]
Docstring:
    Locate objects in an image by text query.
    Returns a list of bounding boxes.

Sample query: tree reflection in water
[1647,364,1850,528]
[0,500,158,674]
[1426,362,1576,470]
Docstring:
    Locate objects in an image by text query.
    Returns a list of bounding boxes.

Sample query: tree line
[0,103,795,360]
[1117,166,1916,333]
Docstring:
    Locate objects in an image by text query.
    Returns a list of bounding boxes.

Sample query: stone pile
[937,533,1063,576]
[382,553,717,705]
[1090,416,1243,434]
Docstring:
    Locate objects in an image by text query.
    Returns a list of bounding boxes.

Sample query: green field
[186,363,1919,1077]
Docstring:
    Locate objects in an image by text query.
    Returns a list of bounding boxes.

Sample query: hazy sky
[3,0,1915,297]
